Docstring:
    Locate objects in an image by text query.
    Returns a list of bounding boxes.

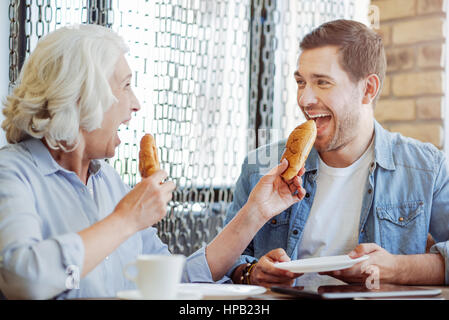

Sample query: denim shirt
[225,121,449,284]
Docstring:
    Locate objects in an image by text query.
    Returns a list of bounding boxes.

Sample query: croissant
[139,134,160,178]
[280,120,317,180]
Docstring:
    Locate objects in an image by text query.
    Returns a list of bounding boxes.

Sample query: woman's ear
[361,74,381,105]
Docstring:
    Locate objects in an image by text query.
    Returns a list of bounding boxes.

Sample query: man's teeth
[308,114,331,119]
[304,111,331,119]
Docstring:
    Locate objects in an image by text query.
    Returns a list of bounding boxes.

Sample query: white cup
[124,254,186,299]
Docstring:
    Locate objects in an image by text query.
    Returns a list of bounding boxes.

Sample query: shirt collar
[22,138,104,176]
[304,147,319,173]
[304,119,395,173]
[372,119,396,171]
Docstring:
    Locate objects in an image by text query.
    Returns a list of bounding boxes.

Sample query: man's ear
[361,74,381,105]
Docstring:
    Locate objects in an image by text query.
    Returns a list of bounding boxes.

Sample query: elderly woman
[0,24,305,299]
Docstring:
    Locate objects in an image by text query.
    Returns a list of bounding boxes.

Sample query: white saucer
[116,290,203,300]
[178,283,266,300]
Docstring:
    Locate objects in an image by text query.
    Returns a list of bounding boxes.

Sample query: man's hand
[322,243,446,286]
[320,243,399,284]
[249,249,302,287]
[246,159,306,221]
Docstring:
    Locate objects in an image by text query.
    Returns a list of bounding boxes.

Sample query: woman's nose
[131,89,141,112]
[132,104,140,112]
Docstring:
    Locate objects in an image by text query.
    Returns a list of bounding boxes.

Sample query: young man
[225,19,449,287]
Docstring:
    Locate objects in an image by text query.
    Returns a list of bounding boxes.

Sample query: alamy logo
[246,129,283,173]
[363,264,380,290]
[65,265,80,290]
[368,5,380,30]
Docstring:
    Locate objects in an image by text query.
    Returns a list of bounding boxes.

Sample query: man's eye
[317,79,331,86]
[296,79,305,87]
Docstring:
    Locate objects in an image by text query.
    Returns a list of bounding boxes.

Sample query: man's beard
[316,107,361,153]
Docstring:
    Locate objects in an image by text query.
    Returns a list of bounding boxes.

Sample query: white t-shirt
[297,139,375,259]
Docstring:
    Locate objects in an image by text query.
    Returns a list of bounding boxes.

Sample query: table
[249,286,449,300]
[81,285,449,300]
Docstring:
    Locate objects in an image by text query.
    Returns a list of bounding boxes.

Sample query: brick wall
[372,0,446,148]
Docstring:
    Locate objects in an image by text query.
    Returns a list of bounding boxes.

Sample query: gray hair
[2,24,129,151]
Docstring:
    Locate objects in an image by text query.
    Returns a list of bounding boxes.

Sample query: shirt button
[292,230,299,235]
[305,193,310,198]
[271,219,277,225]
[398,217,404,222]
[105,256,110,260]
[368,189,373,194]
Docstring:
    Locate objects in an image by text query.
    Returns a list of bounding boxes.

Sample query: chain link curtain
[8,0,356,256]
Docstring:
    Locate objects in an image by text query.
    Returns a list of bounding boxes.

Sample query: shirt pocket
[254,209,291,258]
[267,207,290,227]
[376,200,427,254]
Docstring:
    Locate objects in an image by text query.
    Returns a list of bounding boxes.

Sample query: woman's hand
[246,159,306,221]
[78,170,175,278]
[113,170,176,233]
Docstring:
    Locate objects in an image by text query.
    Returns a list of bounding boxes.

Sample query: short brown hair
[300,19,386,104]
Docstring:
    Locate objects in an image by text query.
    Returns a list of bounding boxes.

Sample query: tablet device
[271,284,442,300]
